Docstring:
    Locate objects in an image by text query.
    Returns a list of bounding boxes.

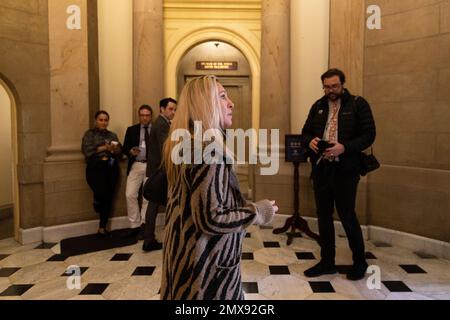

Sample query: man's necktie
[328,102,339,144]
[144,126,150,160]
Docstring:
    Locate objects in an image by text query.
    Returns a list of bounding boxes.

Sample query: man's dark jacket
[123,124,143,176]
[146,115,170,178]
[301,89,376,174]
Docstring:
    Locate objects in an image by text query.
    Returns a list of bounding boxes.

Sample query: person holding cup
[82,110,122,236]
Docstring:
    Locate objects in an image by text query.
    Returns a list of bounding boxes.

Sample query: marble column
[133,0,164,121]
[260,0,291,140]
[42,0,102,235]
[46,0,99,161]
[329,0,365,96]
[255,0,294,215]
[291,0,330,132]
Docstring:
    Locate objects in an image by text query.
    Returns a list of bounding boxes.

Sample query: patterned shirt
[81,128,121,162]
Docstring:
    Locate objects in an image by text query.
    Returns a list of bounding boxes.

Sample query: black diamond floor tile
[296,252,316,260]
[0,254,9,261]
[34,243,57,250]
[0,267,21,277]
[79,283,109,295]
[382,281,412,293]
[132,266,156,276]
[242,282,259,294]
[400,265,427,274]
[47,254,68,262]
[61,267,89,277]
[269,266,290,275]
[245,233,251,238]
[263,241,280,248]
[309,281,335,293]
[373,241,392,248]
[414,251,437,259]
[0,284,34,296]
[241,253,254,260]
[336,265,352,274]
[365,252,377,259]
[110,253,133,261]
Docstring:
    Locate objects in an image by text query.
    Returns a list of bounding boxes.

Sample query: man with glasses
[301,69,376,281]
[123,105,153,239]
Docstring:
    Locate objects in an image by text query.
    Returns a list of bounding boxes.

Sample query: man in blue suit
[142,98,177,252]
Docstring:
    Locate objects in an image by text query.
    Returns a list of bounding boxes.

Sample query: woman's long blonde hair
[163,75,230,183]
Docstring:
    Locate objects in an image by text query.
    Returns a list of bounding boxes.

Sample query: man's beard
[327,91,343,101]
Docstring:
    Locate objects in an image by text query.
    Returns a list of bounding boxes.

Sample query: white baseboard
[368,226,450,260]
[286,215,449,260]
[19,213,166,245]
[18,213,450,260]
[19,226,43,245]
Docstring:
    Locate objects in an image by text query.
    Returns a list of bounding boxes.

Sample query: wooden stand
[273,161,320,245]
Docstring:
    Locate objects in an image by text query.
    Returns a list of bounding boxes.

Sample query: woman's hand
[97,144,108,153]
[96,143,114,153]
[269,200,279,214]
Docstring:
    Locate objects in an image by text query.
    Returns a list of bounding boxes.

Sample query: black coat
[123,124,143,176]
[146,115,170,178]
[301,89,376,174]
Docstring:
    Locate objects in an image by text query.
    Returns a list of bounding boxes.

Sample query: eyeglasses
[323,84,342,91]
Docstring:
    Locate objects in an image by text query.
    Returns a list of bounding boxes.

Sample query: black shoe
[304,261,338,278]
[97,228,112,238]
[142,241,162,252]
[346,263,368,281]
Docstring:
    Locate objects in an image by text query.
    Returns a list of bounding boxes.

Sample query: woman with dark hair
[82,110,122,236]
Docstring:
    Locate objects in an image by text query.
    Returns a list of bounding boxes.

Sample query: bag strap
[352,95,375,155]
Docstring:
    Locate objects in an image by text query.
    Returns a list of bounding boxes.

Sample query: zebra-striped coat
[161,161,275,300]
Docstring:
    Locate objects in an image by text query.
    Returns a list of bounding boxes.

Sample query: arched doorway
[177,40,254,199]
[0,77,20,241]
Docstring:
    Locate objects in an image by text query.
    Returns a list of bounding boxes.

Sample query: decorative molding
[45,145,85,162]
[164,0,261,10]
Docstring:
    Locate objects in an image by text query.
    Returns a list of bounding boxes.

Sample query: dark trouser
[312,162,366,267]
[86,159,120,229]
[143,201,159,243]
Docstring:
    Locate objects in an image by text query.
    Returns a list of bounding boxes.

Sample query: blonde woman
[160,75,278,300]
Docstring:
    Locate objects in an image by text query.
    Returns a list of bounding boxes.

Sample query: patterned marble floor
[1,224,450,300]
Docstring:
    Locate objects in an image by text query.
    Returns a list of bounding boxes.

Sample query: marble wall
[0,0,50,230]
[329,0,450,243]
[363,0,450,242]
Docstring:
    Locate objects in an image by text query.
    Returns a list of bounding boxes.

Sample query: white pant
[125,162,148,228]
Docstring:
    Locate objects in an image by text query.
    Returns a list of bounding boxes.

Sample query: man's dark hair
[160,98,177,109]
[139,104,153,115]
[95,110,110,120]
[321,68,346,85]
